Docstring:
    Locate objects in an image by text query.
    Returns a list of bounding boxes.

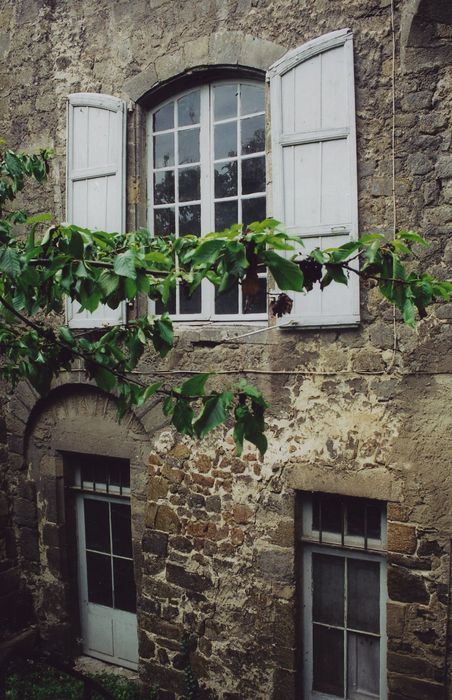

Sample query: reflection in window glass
[214,84,238,120]
[215,161,237,198]
[242,156,265,194]
[178,128,200,165]
[241,114,265,154]
[214,122,237,159]
[313,625,344,695]
[84,500,110,553]
[87,552,112,607]
[313,553,344,626]
[241,83,265,115]
[178,91,200,126]
[153,102,173,131]
[154,171,175,205]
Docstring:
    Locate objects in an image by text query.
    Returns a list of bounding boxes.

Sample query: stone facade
[0,0,451,698]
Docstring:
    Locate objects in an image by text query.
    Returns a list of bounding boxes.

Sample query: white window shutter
[66,93,127,328]
[268,29,360,327]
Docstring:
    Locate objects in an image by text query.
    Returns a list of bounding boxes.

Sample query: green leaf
[152,315,174,357]
[68,230,84,258]
[98,270,119,296]
[397,230,429,246]
[92,365,116,392]
[191,239,224,265]
[114,250,136,278]
[325,264,348,286]
[58,326,75,345]
[326,241,361,262]
[179,373,210,397]
[194,391,233,439]
[262,250,304,291]
[136,381,162,406]
[310,248,328,264]
[25,212,52,225]
[0,247,20,276]
[172,399,195,435]
[163,396,175,416]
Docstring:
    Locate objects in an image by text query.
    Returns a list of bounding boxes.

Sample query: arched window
[147,80,267,320]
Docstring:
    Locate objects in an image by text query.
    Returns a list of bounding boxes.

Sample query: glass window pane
[156,289,176,315]
[113,558,136,613]
[214,84,238,121]
[347,498,365,537]
[86,552,112,607]
[313,625,344,696]
[214,122,237,160]
[179,166,200,202]
[242,197,266,227]
[367,503,382,539]
[82,461,107,489]
[154,132,174,168]
[178,90,200,126]
[179,205,201,236]
[154,171,175,204]
[244,277,266,314]
[348,559,380,633]
[154,207,175,236]
[178,128,200,165]
[312,494,343,534]
[215,200,238,231]
[180,283,202,314]
[108,460,130,490]
[242,156,265,195]
[153,102,174,132]
[215,161,237,198]
[84,499,110,553]
[111,503,132,558]
[312,553,345,626]
[347,632,380,698]
[215,283,238,315]
[241,114,265,154]
[241,84,265,116]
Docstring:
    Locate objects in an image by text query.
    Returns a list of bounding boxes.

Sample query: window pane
[242,156,265,194]
[153,102,174,132]
[82,461,107,489]
[215,283,239,315]
[347,632,380,698]
[111,503,132,558]
[86,552,112,607]
[241,114,265,154]
[312,493,343,534]
[214,122,237,159]
[154,132,174,168]
[179,205,201,236]
[312,553,344,626]
[347,498,365,537]
[313,625,344,696]
[108,460,130,490]
[178,128,200,165]
[348,559,380,633]
[84,499,110,553]
[241,84,264,116]
[215,161,237,198]
[244,277,267,314]
[242,197,266,227]
[215,200,238,231]
[180,283,202,314]
[156,289,176,315]
[154,171,175,204]
[178,90,200,126]
[367,503,382,539]
[113,558,136,613]
[179,166,200,202]
[214,84,238,121]
[154,207,175,236]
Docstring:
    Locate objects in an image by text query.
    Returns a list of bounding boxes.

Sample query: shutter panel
[66,93,127,328]
[268,29,360,327]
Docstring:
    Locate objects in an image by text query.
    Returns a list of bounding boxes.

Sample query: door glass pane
[312,553,344,626]
[178,128,200,165]
[348,559,380,633]
[313,625,344,695]
[179,166,200,202]
[111,503,132,558]
[347,632,380,698]
[215,161,237,198]
[114,558,136,613]
[214,122,237,159]
[153,102,174,132]
[154,171,175,204]
[215,200,237,231]
[242,197,266,227]
[241,114,265,154]
[178,90,200,126]
[241,84,264,116]
[214,84,238,121]
[84,500,110,553]
[154,132,174,168]
[86,552,112,607]
[242,156,265,194]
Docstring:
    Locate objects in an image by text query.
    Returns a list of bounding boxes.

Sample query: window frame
[146,79,268,323]
[298,493,387,700]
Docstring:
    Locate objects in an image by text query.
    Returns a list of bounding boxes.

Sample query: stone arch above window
[123,31,287,104]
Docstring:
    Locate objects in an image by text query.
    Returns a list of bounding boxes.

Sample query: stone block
[142,529,168,556]
[388,673,443,700]
[154,505,181,534]
[141,613,184,642]
[272,668,296,700]
[139,630,156,659]
[387,602,406,638]
[269,520,294,548]
[254,547,294,583]
[387,503,409,522]
[166,563,213,593]
[388,523,417,555]
[149,475,169,500]
[388,566,429,604]
[407,153,434,176]
[388,652,442,683]
[170,536,193,553]
[19,528,39,562]
[205,495,221,513]
[436,156,452,179]
[232,504,253,524]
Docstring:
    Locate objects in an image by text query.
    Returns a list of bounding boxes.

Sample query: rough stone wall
[0,0,451,698]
